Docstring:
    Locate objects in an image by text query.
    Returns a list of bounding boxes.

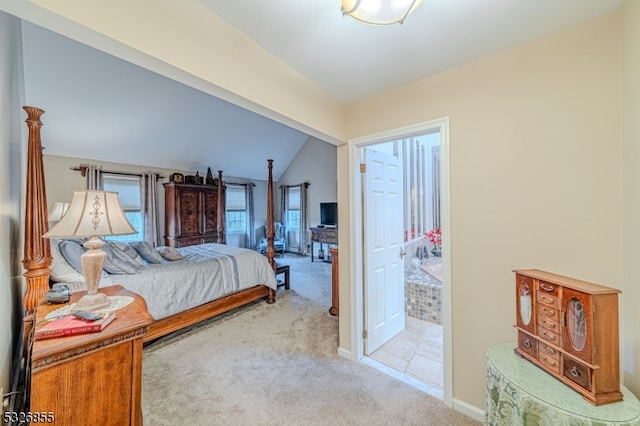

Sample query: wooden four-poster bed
[21,106,278,343]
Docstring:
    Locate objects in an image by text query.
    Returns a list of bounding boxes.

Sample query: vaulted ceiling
[14,0,624,180]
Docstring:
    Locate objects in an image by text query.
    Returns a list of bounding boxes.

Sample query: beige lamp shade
[43,191,136,238]
[341,0,424,25]
[47,201,71,223]
[43,190,136,311]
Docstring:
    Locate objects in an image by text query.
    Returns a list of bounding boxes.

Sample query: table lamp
[43,190,136,311]
[47,201,70,224]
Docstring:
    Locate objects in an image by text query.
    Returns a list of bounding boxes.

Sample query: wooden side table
[330,247,339,316]
[30,285,154,426]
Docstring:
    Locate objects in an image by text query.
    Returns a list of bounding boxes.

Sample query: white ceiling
[200,0,625,103]
[18,0,625,180]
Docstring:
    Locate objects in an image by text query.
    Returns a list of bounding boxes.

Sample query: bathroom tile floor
[368,316,444,390]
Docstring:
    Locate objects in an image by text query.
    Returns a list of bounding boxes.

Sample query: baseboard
[337,346,353,360]
[453,398,484,423]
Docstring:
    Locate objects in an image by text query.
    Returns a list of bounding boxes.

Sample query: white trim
[337,347,352,359]
[346,117,453,407]
[361,357,444,400]
[453,398,485,423]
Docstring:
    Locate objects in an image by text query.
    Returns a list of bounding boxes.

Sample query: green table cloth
[485,342,640,425]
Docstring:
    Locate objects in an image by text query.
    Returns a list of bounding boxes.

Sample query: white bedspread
[68,243,277,320]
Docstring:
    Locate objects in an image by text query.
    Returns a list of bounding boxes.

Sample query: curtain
[280,185,288,253]
[281,183,309,255]
[280,185,286,227]
[246,183,255,250]
[299,183,309,255]
[432,145,441,229]
[86,165,103,190]
[140,173,159,246]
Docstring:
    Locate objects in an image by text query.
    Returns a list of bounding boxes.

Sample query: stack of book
[35,311,116,340]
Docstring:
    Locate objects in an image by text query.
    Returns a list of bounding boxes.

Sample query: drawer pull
[541,307,555,316]
[540,283,554,292]
[524,339,532,348]
[542,356,557,367]
[569,366,581,378]
[187,210,193,216]
[541,330,556,341]
[540,295,554,304]
[543,320,556,329]
[541,345,556,355]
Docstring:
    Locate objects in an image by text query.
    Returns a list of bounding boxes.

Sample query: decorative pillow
[101,243,141,274]
[159,247,184,261]
[130,241,164,264]
[58,239,87,274]
[104,241,144,266]
[49,239,85,282]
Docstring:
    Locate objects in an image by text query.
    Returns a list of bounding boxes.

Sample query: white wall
[341,13,624,409]
[0,10,26,399]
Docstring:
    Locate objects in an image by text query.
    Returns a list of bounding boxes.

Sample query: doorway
[347,117,452,406]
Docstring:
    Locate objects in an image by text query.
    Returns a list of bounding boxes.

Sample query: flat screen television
[320,202,338,227]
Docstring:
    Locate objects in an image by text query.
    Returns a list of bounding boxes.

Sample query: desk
[486,342,640,425]
[309,227,337,262]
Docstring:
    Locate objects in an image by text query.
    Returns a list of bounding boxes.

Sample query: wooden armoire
[164,181,225,248]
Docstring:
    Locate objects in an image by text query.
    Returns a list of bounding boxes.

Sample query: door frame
[346,117,452,406]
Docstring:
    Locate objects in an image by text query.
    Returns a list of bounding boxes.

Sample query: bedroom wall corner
[276,136,338,230]
[621,0,640,398]
[0,9,27,401]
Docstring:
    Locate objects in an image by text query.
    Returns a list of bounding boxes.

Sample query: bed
[21,106,279,342]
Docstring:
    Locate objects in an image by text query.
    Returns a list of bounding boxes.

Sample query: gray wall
[0,11,26,399]
[276,136,337,228]
[43,154,271,249]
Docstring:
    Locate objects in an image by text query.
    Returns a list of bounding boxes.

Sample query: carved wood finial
[22,106,51,313]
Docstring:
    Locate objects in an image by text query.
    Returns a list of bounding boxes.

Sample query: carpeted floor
[141,254,479,425]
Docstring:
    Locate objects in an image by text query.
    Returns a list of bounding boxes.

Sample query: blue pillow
[58,239,86,274]
[104,241,144,265]
[130,241,164,264]
[101,243,141,274]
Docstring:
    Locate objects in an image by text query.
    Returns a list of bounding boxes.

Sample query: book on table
[35,311,116,340]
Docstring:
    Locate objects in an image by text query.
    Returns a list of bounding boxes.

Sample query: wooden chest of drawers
[30,286,153,425]
[513,269,622,405]
[164,182,225,247]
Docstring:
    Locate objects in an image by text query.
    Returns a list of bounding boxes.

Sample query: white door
[363,147,405,355]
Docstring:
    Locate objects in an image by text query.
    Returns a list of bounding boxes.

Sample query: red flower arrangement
[424,228,442,251]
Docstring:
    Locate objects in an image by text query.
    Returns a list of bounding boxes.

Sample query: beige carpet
[142,254,478,426]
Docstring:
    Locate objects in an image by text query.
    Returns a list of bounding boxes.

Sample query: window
[287,187,301,231]
[102,174,143,242]
[226,185,248,234]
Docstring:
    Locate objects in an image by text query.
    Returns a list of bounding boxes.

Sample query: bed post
[22,106,52,317]
[217,170,225,244]
[266,159,276,303]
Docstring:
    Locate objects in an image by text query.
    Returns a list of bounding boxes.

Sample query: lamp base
[72,292,111,312]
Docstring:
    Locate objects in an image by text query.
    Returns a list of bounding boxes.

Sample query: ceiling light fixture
[341,0,424,25]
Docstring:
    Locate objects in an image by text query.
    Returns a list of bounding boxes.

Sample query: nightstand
[29,285,153,426]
